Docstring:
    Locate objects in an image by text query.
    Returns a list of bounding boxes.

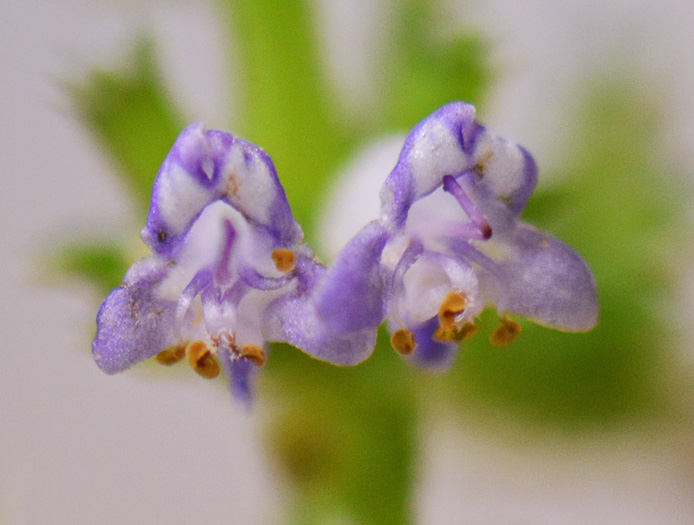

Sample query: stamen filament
[442,175,492,239]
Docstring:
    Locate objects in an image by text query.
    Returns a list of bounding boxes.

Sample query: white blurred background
[2,0,693,523]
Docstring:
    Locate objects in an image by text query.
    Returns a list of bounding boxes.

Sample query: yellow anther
[155,343,186,365]
[186,341,221,379]
[239,344,267,367]
[490,316,521,347]
[434,321,479,343]
[391,329,417,355]
[438,291,467,330]
[272,248,296,273]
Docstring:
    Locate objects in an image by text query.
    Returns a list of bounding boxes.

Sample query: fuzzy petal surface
[487,225,599,331]
[93,258,177,374]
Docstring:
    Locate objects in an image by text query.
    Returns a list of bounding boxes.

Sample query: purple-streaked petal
[487,225,599,331]
[224,138,303,246]
[218,349,257,408]
[264,253,380,365]
[388,238,424,304]
[142,123,226,257]
[380,102,477,229]
[378,102,538,238]
[141,125,303,258]
[265,290,379,365]
[314,221,388,334]
[462,127,538,234]
[92,258,177,374]
[408,316,459,371]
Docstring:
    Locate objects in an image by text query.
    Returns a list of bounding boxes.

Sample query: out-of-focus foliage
[54,243,132,294]
[265,336,417,525]
[68,39,185,210]
[380,0,492,130]
[62,0,686,524]
[446,81,683,430]
[60,39,185,294]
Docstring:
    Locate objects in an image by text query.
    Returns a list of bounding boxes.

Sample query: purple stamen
[442,175,492,240]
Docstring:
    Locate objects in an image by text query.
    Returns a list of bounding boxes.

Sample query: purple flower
[92,124,376,404]
[327,102,598,370]
[93,102,599,403]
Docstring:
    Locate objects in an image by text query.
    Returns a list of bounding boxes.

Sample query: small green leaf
[448,79,683,429]
[67,38,185,210]
[220,0,354,236]
[53,242,131,294]
[379,0,493,130]
[263,333,417,525]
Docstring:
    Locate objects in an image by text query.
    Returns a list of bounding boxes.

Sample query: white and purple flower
[92,124,380,404]
[93,101,598,402]
[325,101,598,370]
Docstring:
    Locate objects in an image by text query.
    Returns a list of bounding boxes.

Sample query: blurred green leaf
[221,0,355,236]
[67,38,185,210]
[379,0,492,129]
[59,38,186,292]
[264,334,417,525]
[53,242,131,294]
[447,80,683,429]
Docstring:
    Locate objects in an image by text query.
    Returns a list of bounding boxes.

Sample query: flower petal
[223,138,303,246]
[408,316,459,371]
[380,102,477,228]
[313,221,389,334]
[92,258,177,374]
[487,225,599,331]
[264,250,381,365]
[218,349,257,408]
[142,125,303,258]
[265,293,378,365]
[398,250,479,327]
[378,102,538,237]
[142,123,224,256]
